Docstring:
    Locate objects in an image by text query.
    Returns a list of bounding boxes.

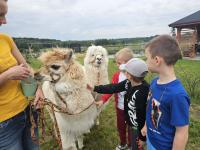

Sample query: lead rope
[29,98,63,150]
[29,104,37,142]
[29,95,95,150]
[97,71,100,85]
[94,71,100,101]
[50,102,63,150]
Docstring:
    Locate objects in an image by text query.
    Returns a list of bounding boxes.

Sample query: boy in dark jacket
[89,58,149,150]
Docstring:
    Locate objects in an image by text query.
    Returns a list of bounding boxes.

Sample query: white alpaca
[36,48,98,150]
[84,45,109,125]
[84,45,109,93]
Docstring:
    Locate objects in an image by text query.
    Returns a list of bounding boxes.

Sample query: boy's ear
[155,56,162,66]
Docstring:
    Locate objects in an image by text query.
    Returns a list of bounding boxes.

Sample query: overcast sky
[0,0,200,40]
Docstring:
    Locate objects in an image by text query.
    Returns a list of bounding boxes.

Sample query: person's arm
[135,87,148,140]
[100,72,120,104]
[0,37,31,86]
[0,69,12,86]
[11,40,28,67]
[141,122,147,136]
[0,64,30,86]
[172,125,189,150]
[170,94,190,150]
[94,79,127,94]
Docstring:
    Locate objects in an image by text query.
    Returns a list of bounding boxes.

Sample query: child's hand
[141,124,147,136]
[94,100,104,108]
[34,87,45,109]
[87,84,94,91]
[138,139,144,149]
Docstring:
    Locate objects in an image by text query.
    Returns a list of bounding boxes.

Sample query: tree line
[14,36,157,53]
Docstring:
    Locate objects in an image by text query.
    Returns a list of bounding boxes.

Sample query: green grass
[28,57,42,69]
[30,56,200,150]
[175,59,200,103]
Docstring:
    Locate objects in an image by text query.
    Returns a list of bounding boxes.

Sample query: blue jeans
[146,134,156,150]
[0,106,39,150]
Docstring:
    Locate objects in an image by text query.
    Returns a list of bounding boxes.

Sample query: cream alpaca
[36,48,98,150]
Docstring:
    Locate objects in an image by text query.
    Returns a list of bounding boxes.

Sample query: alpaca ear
[64,50,73,63]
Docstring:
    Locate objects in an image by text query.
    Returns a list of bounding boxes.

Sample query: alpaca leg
[77,135,84,149]
[63,146,77,150]
[62,138,77,150]
[60,131,76,150]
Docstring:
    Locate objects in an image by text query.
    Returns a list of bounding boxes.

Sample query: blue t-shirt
[146,77,190,150]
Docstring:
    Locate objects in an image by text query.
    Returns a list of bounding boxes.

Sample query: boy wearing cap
[143,35,190,150]
[96,48,134,150]
[89,58,149,150]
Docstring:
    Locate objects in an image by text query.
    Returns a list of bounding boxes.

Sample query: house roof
[169,10,200,28]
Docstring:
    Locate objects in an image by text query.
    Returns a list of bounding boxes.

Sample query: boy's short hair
[115,48,134,62]
[145,35,182,65]
[132,76,145,82]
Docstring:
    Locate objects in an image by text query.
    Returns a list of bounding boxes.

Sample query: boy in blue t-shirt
[141,35,190,150]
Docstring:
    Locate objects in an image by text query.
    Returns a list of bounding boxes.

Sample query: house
[169,10,200,57]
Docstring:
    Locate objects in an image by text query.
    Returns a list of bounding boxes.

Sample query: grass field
[29,56,200,150]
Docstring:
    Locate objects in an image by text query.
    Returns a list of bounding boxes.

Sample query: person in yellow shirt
[0,0,44,149]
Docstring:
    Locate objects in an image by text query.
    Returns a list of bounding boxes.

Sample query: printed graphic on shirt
[128,90,139,127]
[151,98,162,129]
[125,80,129,90]
[147,91,152,101]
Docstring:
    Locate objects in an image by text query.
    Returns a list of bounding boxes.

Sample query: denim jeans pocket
[0,118,13,129]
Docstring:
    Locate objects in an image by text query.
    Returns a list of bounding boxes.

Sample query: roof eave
[169,21,200,28]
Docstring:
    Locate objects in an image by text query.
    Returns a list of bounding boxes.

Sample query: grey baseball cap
[125,58,148,77]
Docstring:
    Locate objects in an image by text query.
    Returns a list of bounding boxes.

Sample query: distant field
[81,43,145,55]
[29,56,200,150]
[104,43,145,55]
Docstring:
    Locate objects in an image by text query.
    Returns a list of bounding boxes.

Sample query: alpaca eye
[50,65,60,70]
[101,54,104,57]
[91,54,94,57]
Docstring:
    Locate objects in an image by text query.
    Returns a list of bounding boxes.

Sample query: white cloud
[1,0,200,40]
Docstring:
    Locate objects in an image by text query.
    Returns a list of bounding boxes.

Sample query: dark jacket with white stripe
[94,79,149,141]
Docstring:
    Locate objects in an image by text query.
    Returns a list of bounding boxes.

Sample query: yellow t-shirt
[0,33,28,122]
